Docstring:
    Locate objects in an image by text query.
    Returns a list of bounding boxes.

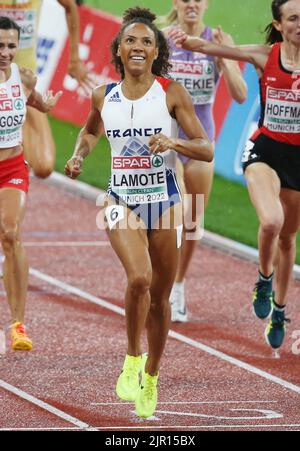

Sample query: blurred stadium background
[44,1,300,261]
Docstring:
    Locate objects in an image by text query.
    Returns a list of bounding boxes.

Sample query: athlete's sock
[258,270,274,282]
[273,300,286,311]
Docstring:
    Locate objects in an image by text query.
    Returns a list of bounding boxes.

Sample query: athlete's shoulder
[160,78,191,107]
[155,76,174,92]
[92,83,120,109]
[269,42,281,53]
[91,84,105,107]
[158,77,185,95]
[104,82,120,97]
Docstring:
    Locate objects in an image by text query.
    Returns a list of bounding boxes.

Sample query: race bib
[111,154,168,205]
[264,87,300,133]
[170,60,215,105]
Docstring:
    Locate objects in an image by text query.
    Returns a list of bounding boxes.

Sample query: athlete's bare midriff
[0,145,23,161]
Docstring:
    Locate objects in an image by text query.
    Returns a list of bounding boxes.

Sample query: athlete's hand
[168,27,188,47]
[215,26,224,45]
[214,26,227,68]
[68,59,95,95]
[64,156,84,179]
[149,133,177,154]
[42,90,63,111]
[168,27,204,52]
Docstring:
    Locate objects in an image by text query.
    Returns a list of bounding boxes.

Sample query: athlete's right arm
[64,85,105,179]
[169,28,270,71]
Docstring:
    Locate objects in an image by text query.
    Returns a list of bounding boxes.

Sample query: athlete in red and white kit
[0,17,62,351]
[170,0,300,350]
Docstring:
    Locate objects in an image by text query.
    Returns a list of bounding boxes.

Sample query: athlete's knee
[128,272,152,296]
[278,233,297,252]
[149,295,170,311]
[183,223,202,240]
[0,224,20,252]
[260,216,283,237]
[32,163,53,179]
[183,223,198,233]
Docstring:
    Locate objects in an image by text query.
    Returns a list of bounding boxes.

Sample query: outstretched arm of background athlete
[57,0,94,91]
[64,86,105,179]
[169,28,270,72]
[20,68,62,112]
[214,28,247,103]
[149,82,213,162]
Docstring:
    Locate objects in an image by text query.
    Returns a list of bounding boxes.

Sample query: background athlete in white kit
[0,16,62,351]
[65,7,213,418]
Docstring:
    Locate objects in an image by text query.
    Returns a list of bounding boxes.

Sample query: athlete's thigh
[105,202,151,276]
[245,163,282,221]
[280,188,300,235]
[184,159,214,202]
[182,159,214,225]
[0,188,27,235]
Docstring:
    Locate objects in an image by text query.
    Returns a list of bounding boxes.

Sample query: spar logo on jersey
[171,61,204,75]
[0,88,7,100]
[113,156,151,169]
[11,85,21,98]
[152,155,164,168]
[205,64,213,75]
[268,88,300,102]
[0,99,13,111]
[14,98,24,110]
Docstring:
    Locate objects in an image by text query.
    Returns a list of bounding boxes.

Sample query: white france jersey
[0,63,27,148]
[101,77,179,205]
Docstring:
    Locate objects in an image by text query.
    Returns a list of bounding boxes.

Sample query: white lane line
[30,267,125,317]
[30,267,300,396]
[0,424,299,431]
[0,380,95,430]
[90,400,278,406]
[170,331,300,395]
[0,425,299,431]
[154,409,282,420]
[24,241,109,247]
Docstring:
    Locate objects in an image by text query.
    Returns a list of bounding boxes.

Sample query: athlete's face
[118,23,158,76]
[0,29,18,71]
[173,0,208,25]
[274,0,300,45]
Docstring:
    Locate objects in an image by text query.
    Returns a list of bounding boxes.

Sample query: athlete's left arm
[57,0,93,92]
[149,82,213,162]
[20,68,62,112]
[214,28,247,104]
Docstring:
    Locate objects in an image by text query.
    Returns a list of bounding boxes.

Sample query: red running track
[0,178,300,431]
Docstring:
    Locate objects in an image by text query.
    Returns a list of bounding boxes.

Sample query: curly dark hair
[111,7,171,79]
